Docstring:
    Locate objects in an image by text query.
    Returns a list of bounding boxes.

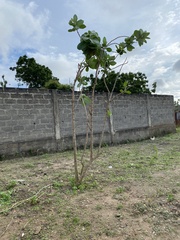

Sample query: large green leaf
[102,37,107,47]
[80,94,91,106]
[87,57,99,69]
[133,29,150,46]
[68,14,86,32]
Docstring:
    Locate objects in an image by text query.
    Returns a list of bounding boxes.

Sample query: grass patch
[0,129,179,239]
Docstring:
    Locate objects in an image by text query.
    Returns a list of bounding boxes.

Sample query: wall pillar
[52,90,61,140]
[146,94,152,127]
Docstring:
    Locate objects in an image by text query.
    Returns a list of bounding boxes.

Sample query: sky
[0,0,180,100]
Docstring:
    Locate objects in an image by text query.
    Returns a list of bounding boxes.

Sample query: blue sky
[0,0,180,100]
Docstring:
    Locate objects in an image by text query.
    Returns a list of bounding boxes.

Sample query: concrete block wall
[149,95,175,126]
[0,89,56,156]
[112,94,149,130]
[0,88,176,158]
[58,92,109,137]
[0,89,54,143]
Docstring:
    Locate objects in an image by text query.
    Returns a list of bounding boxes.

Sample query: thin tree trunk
[72,84,79,184]
[78,68,99,184]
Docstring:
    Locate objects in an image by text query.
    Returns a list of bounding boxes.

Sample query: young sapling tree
[68,14,150,186]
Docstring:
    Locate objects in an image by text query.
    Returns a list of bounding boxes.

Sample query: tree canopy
[44,79,71,91]
[174,99,180,111]
[10,55,71,90]
[85,71,156,94]
[10,55,54,88]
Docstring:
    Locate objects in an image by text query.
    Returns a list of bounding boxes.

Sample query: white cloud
[0,0,179,101]
[152,67,169,78]
[173,60,180,72]
[0,0,50,60]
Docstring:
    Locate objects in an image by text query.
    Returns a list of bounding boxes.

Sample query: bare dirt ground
[0,129,180,240]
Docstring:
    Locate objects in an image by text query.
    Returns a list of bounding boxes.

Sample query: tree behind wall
[10,55,54,88]
[174,99,180,111]
[10,55,71,90]
[0,75,8,91]
[85,71,156,94]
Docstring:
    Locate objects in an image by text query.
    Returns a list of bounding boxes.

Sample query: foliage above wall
[10,55,71,90]
[84,71,156,94]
